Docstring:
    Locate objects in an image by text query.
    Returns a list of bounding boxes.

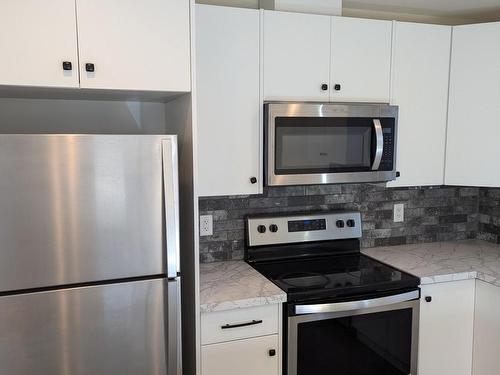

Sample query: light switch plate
[394,203,405,223]
[200,215,213,236]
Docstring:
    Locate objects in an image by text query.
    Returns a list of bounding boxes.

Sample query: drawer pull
[221,319,263,330]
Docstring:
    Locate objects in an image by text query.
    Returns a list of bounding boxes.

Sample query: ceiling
[343,0,500,18]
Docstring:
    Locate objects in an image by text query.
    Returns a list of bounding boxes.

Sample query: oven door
[287,289,419,375]
[265,102,398,186]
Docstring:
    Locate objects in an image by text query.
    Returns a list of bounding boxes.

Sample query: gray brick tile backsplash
[198,184,500,263]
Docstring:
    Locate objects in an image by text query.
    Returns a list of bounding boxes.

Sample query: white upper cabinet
[77,0,190,92]
[263,10,331,101]
[330,17,392,103]
[446,22,500,187]
[388,22,451,187]
[196,5,261,197]
[0,0,79,88]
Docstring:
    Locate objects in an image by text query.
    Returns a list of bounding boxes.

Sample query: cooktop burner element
[245,212,420,303]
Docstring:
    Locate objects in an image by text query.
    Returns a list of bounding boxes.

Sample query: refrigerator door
[0,135,179,292]
[0,278,181,375]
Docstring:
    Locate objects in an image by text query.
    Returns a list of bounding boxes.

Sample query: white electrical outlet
[200,215,213,236]
[394,203,405,223]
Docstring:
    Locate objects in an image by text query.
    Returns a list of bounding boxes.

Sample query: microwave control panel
[379,125,395,171]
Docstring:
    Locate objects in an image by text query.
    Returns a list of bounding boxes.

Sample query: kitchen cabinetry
[0,0,190,92]
[388,22,451,188]
[330,17,392,103]
[201,304,281,375]
[262,10,331,102]
[77,0,190,91]
[446,22,500,187]
[0,0,79,88]
[418,280,475,375]
[195,4,261,197]
[263,11,392,102]
[472,280,500,375]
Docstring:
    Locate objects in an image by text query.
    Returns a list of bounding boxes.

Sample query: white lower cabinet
[202,334,279,375]
[201,304,281,375]
[418,280,475,375]
[472,280,500,375]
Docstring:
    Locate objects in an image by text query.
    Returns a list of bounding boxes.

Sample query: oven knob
[257,225,266,234]
[346,219,356,228]
[336,220,345,228]
[269,224,279,233]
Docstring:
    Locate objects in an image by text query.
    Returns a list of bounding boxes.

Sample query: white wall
[0,98,168,134]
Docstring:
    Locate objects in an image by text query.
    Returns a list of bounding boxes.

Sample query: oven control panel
[247,212,362,247]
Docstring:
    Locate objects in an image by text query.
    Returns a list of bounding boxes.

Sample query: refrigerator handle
[162,139,180,278]
[167,279,182,375]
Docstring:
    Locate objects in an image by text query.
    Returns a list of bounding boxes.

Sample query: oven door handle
[371,119,384,171]
[295,290,419,315]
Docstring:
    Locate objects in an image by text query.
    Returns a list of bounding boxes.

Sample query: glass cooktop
[250,253,420,303]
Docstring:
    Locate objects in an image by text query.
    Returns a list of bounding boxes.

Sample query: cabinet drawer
[201,304,279,345]
[202,334,279,375]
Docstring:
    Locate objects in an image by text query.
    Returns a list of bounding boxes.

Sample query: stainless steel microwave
[264,102,398,186]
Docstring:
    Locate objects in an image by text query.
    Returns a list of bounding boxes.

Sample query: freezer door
[0,278,181,375]
[0,135,179,292]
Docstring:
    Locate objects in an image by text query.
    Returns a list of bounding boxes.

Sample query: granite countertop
[363,239,500,286]
[200,261,287,313]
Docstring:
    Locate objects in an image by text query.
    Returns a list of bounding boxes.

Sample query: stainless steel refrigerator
[0,135,181,375]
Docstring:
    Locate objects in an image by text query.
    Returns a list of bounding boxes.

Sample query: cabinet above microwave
[264,102,398,186]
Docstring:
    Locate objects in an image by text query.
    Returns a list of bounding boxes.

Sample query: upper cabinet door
[330,17,392,102]
[388,22,451,188]
[76,0,191,92]
[446,22,500,187]
[196,5,261,197]
[263,10,331,101]
[0,0,79,88]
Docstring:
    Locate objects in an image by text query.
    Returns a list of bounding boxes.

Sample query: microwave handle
[371,119,384,170]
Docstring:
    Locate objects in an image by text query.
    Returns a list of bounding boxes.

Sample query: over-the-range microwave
[264,102,398,186]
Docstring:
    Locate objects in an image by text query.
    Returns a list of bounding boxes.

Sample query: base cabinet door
[201,335,279,375]
[473,280,500,375]
[418,280,475,375]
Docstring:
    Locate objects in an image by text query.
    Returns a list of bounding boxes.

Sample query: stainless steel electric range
[245,211,421,375]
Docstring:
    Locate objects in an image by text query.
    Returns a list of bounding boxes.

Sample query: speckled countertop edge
[200,261,286,313]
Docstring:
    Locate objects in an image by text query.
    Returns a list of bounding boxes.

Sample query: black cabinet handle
[62,61,72,71]
[221,319,263,330]
[268,349,276,357]
[321,83,328,91]
[396,171,401,178]
[250,177,257,184]
[85,63,95,72]
[334,84,341,91]
[425,296,432,302]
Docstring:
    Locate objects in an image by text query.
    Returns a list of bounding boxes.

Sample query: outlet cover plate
[200,215,213,236]
[394,203,405,223]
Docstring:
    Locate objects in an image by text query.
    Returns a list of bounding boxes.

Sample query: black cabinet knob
[257,225,266,234]
[269,349,276,357]
[85,63,95,72]
[336,220,345,228]
[321,83,328,91]
[62,61,72,71]
[425,296,432,303]
[334,84,341,91]
[346,219,355,228]
[269,224,278,233]
[396,171,401,178]
[250,177,257,184]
